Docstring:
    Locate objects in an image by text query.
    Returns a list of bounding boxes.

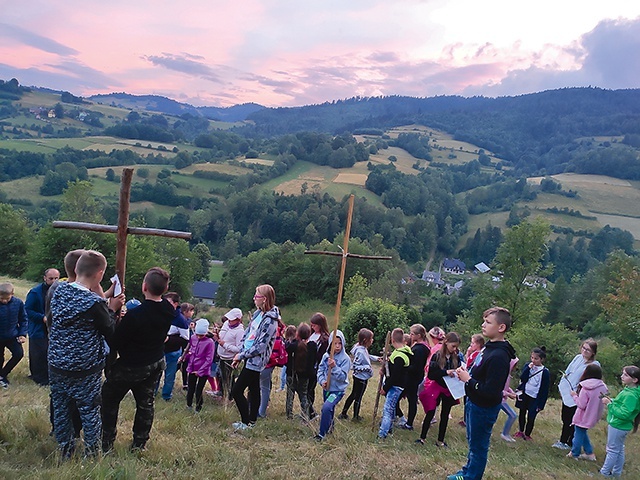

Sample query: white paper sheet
[110,274,122,296]
[444,374,466,400]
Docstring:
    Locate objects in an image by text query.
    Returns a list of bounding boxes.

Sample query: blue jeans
[601,425,628,477]
[458,399,501,480]
[280,365,287,390]
[571,426,593,457]
[258,366,275,417]
[500,401,517,436]
[379,386,403,438]
[162,350,181,400]
[318,390,345,437]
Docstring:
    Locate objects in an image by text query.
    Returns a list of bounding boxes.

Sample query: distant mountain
[88,92,264,122]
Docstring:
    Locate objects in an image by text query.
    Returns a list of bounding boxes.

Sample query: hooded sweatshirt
[317,330,351,393]
[237,306,279,372]
[351,343,374,381]
[607,385,640,431]
[465,340,517,408]
[48,282,115,376]
[384,344,413,392]
[571,378,608,429]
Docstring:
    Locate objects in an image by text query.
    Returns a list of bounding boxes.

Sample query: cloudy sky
[1,1,639,107]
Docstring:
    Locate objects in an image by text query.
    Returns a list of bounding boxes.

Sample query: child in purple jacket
[567,363,608,461]
[185,319,215,412]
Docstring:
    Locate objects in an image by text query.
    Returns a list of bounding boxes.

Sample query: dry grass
[1,347,639,479]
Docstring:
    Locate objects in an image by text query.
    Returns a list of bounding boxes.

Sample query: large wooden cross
[53,167,192,288]
[305,194,392,387]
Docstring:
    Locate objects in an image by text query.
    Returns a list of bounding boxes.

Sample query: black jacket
[465,340,517,408]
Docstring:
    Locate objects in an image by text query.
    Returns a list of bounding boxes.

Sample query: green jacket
[607,386,640,431]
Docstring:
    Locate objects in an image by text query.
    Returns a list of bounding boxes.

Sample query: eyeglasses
[581,345,592,353]
[253,295,265,299]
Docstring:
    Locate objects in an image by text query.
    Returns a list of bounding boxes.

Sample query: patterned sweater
[48,282,115,376]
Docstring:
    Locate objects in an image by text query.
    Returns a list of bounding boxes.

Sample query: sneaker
[524,435,533,441]
[395,416,407,427]
[552,441,570,450]
[313,434,324,442]
[338,413,348,420]
[579,453,596,461]
[500,434,516,443]
[435,441,449,448]
[130,442,146,452]
[352,416,363,422]
[182,385,188,391]
[446,475,464,480]
[415,438,425,445]
[513,431,525,439]
[0,377,8,389]
[233,422,254,431]
[401,424,414,430]
[566,452,579,460]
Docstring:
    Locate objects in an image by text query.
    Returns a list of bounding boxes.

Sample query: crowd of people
[1,253,640,479]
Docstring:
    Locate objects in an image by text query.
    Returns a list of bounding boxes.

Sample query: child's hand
[456,365,470,382]
[570,390,577,396]
[17,335,26,344]
[602,397,612,405]
[328,358,336,369]
[446,369,456,377]
[380,388,386,396]
[321,382,327,389]
[506,391,516,399]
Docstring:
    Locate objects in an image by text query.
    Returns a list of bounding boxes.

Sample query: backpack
[271,337,288,367]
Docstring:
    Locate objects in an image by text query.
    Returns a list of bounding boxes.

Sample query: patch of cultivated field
[180,162,253,176]
[333,173,368,186]
[0,176,50,202]
[369,146,425,174]
[593,213,640,239]
[239,157,274,166]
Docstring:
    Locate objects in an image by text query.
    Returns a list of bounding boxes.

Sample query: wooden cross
[305,194,392,387]
[53,167,192,288]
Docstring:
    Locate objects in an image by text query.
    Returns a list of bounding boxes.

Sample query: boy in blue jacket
[378,328,412,439]
[315,330,351,440]
[0,282,28,388]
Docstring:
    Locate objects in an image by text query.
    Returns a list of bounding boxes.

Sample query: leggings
[420,394,456,442]
[341,377,368,418]
[186,373,208,411]
[518,393,539,436]
[232,367,261,425]
[560,404,577,445]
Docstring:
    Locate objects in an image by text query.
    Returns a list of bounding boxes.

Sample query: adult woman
[231,285,279,430]
[552,338,599,449]
[307,312,330,419]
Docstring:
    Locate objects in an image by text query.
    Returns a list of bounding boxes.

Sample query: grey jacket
[238,306,279,372]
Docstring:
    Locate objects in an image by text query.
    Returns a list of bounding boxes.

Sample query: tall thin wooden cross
[305,194,392,388]
[53,167,192,288]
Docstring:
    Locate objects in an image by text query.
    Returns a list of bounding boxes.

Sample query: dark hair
[623,366,640,433]
[163,291,180,304]
[284,325,297,340]
[483,306,513,331]
[297,322,311,341]
[64,249,85,277]
[75,250,107,277]
[437,332,461,370]
[145,268,170,296]
[180,302,195,314]
[358,328,374,346]
[309,312,329,335]
[580,363,603,382]
[532,346,547,360]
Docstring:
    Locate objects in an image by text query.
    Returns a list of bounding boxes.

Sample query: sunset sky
[1,1,639,107]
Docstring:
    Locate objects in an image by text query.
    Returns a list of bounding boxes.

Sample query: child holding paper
[417,332,464,447]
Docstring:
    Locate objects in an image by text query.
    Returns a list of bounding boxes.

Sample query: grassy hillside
[0,339,638,479]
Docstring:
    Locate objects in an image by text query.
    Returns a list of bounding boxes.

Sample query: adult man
[102,267,175,452]
[25,268,59,386]
[0,282,28,388]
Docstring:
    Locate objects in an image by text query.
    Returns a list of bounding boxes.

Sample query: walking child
[514,347,550,440]
[378,328,412,439]
[417,331,463,447]
[450,307,517,480]
[185,319,215,412]
[339,328,378,421]
[315,330,351,440]
[600,365,640,478]
[566,363,608,461]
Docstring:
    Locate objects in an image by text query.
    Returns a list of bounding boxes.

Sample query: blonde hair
[255,284,275,311]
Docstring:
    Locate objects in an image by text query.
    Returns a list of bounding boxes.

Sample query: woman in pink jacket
[567,363,608,461]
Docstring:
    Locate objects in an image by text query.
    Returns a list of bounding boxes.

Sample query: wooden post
[304,194,392,389]
[53,167,192,289]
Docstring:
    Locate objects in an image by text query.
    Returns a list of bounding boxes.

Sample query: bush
[341,298,411,354]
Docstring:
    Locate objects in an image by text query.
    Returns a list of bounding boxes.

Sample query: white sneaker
[233,422,254,431]
[500,434,516,443]
[552,441,570,450]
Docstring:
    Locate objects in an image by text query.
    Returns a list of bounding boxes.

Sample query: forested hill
[88,93,264,122]
[245,88,640,176]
